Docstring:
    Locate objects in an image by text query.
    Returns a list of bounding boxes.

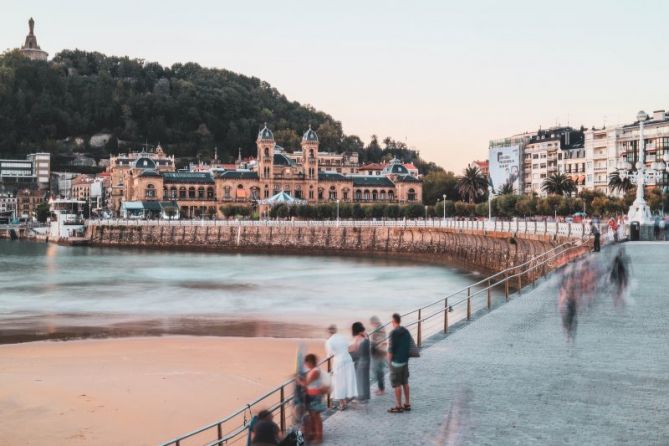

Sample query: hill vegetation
[0,49,440,172]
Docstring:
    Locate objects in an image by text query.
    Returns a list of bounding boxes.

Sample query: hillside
[0,49,439,173]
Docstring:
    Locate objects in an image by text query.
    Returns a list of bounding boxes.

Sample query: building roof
[162,172,214,184]
[395,175,421,183]
[352,176,395,188]
[258,124,274,141]
[318,172,348,181]
[359,163,385,171]
[273,153,295,166]
[134,157,156,169]
[217,171,259,180]
[403,163,418,171]
[138,169,162,178]
[302,126,319,142]
[383,158,409,175]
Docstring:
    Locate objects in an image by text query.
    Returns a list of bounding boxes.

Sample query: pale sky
[3,0,669,171]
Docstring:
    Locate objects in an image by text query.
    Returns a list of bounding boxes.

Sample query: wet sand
[0,336,324,446]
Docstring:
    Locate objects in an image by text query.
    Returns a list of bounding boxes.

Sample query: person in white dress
[325,325,357,410]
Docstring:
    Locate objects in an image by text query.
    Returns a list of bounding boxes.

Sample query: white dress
[325,333,358,400]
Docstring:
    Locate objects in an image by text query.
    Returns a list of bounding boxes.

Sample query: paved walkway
[323,243,669,445]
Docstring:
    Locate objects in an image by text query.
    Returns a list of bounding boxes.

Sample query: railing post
[326,357,332,408]
[487,279,491,310]
[517,268,522,293]
[280,385,286,433]
[504,271,509,302]
[217,422,222,441]
[417,309,422,347]
[466,287,471,320]
[444,298,448,333]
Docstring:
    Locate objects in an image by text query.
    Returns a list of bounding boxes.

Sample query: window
[207,187,214,199]
[179,187,186,199]
[380,190,386,200]
[343,189,349,200]
[329,186,337,200]
[318,188,324,200]
[388,191,395,201]
[408,189,416,201]
[145,184,156,198]
[188,187,195,199]
[355,190,362,200]
[372,190,378,201]
[224,186,231,199]
[197,187,205,199]
[363,190,370,200]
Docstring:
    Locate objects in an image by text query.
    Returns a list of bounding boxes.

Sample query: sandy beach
[0,336,325,446]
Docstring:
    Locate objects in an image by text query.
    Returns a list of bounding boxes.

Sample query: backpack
[279,429,305,446]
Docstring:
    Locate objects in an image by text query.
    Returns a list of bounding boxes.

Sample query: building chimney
[653,110,665,121]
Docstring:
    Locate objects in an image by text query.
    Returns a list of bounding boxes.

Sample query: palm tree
[456,166,487,203]
[498,181,515,195]
[608,171,634,195]
[541,172,576,196]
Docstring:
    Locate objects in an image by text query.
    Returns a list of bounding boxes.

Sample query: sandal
[403,404,412,411]
[387,406,404,413]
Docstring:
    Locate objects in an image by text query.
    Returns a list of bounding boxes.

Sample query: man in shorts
[387,313,411,413]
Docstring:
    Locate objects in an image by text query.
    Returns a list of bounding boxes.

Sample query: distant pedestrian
[369,315,387,396]
[591,221,601,252]
[387,313,412,413]
[251,409,280,446]
[324,325,357,410]
[349,322,370,402]
[610,247,630,307]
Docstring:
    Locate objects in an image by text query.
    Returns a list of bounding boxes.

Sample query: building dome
[383,158,409,175]
[134,157,156,169]
[258,124,274,141]
[302,126,319,142]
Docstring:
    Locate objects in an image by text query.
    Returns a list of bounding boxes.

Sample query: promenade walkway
[323,242,669,445]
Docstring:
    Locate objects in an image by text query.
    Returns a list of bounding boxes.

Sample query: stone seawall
[87,223,565,272]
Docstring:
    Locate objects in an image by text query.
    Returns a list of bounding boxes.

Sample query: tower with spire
[302,125,319,180]
[20,18,48,61]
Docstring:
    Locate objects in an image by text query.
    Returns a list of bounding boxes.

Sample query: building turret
[20,18,48,61]
[257,124,275,179]
[302,125,319,179]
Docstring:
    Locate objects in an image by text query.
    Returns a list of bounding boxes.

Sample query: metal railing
[158,239,590,446]
[90,218,591,239]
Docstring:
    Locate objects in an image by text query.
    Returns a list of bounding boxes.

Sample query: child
[297,354,325,444]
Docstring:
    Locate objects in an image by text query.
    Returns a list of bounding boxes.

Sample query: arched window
[318,188,324,200]
[408,188,416,201]
[309,149,314,158]
[197,186,205,199]
[145,184,156,198]
[294,185,302,199]
[380,190,386,200]
[355,190,362,201]
[388,190,395,201]
[170,187,177,199]
[329,186,337,200]
[188,187,196,199]
[162,186,168,199]
[251,187,259,199]
[363,190,370,201]
[342,188,350,200]
[224,186,231,199]
[179,187,186,199]
[264,184,269,198]
[207,187,214,199]
[372,190,378,201]
[264,147,270,158]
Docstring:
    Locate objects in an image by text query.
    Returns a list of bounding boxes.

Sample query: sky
[3,0,669,171]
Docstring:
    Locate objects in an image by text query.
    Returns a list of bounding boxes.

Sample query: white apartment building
[585,109,669,196]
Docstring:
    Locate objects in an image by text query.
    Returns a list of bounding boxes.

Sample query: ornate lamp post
[617,111,669,224]
[442,194,446,219]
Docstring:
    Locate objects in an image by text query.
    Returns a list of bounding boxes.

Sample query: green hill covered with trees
[0,49,439,172]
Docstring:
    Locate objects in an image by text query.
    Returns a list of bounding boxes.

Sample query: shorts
[390,363,409,388]
[307,394,326,413]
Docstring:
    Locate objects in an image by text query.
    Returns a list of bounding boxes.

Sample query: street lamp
[617,110,669,224]
[425,205,428,220]
[336,199,340,223]
[442,194,446,219]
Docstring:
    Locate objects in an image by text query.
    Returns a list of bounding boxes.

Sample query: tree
[456,166,487,203]
[35,202,50,223]
[422,170,458,205]
[498,181,515,195]
[541,172,576,196]
[608,171,634,195]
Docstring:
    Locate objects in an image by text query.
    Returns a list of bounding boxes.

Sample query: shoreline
[0,335,325,446]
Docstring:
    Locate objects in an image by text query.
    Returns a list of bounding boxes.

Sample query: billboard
[489,145,520,195]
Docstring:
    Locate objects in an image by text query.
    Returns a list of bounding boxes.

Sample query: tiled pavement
[322,243,669,445]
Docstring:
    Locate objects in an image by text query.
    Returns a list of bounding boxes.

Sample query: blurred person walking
[349,322,370,402]
[369,315,387,396]
[610,247,630,307]
[325,325,357,410]
[591,220,601,252]
[387,313,413,413]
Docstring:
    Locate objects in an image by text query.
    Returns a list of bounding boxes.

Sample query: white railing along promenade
[89,218,591,239]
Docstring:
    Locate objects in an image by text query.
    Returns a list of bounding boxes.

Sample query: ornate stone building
[120,126,422,218]
[20,18,48,61]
